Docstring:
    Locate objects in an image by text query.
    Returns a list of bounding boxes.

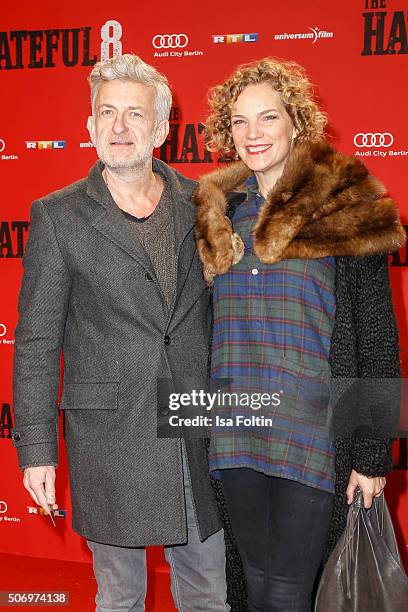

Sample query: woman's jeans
[220,468,334,612]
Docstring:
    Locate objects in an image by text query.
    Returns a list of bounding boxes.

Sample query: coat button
[164,335,170,345]
[13,432,21,442]
[145,272,153,281]
[251,268,259,275]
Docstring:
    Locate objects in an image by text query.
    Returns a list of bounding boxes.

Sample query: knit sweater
[122,175,176,308]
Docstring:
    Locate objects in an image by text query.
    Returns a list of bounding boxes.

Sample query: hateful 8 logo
[0,20,123,69]
[362,0,408,55]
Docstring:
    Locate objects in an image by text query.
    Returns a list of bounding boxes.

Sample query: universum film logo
[79,140,95,149]
[274,27,334,44]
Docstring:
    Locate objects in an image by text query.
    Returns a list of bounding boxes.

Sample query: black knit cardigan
[211,197,401,611]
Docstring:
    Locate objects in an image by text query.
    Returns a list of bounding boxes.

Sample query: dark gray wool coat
[12,158,221,547]
[193,141,405,611]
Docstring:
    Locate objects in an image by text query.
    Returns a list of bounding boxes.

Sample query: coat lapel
[86,159,204,320]
[172,195,196,302]
[87,161,156,277]
[166,173,205,324]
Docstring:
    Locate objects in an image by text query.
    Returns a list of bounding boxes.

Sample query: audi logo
[152,34,189,49]
[0,139,5,153]
[0,501,7,514]
[0,323,6,337]
[354,133,394,148]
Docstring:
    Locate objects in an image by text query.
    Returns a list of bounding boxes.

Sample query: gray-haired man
[12,54,228,611]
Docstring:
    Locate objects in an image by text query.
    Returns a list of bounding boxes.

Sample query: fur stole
[193,140,406,284]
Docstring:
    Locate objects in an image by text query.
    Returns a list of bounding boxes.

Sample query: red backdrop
[1,0,408,569]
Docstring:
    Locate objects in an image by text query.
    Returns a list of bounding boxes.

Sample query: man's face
[87,79,169,171]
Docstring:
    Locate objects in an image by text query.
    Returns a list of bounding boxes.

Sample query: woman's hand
[346,469,386,508]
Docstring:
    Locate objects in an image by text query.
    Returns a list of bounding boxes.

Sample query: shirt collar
[244,174,261,199]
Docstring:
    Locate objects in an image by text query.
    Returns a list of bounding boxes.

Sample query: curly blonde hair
[205,57,327,159]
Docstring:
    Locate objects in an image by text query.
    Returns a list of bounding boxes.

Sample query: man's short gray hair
[88,54,172,122]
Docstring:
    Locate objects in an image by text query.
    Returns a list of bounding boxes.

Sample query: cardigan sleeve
[351,253,400,476]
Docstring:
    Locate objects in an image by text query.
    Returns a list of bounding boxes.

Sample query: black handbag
[315,489,408,611]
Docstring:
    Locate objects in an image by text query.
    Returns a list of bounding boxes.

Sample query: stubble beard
[96,138,155,173]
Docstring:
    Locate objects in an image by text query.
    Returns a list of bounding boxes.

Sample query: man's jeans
[87,450,228,611]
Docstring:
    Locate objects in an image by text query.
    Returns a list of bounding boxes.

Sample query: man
[12,54,228,611]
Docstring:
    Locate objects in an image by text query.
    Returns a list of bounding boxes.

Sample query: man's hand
[346,468,386,508]
[23,466,58,517]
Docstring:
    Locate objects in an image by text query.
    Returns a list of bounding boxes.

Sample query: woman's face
[230,82,296,179]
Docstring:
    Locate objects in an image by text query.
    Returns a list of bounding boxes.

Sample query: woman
[193,58,405,612]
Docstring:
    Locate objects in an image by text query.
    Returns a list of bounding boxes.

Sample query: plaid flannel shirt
[209,176,337,493]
